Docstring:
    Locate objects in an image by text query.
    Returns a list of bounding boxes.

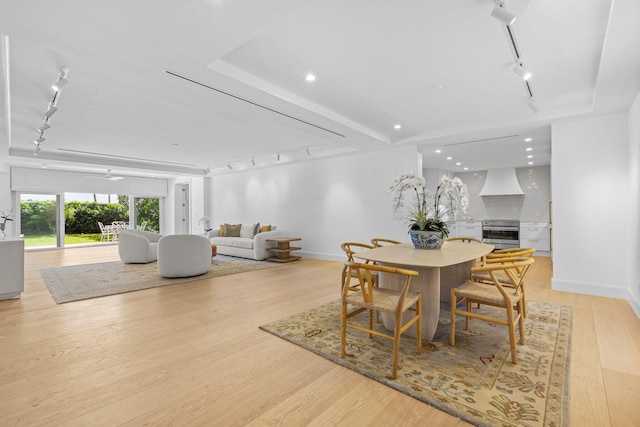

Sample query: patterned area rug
[41,255,278,304]
[260,300,571,427]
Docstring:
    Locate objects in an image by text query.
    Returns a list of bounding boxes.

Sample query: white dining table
[354,241,494,341]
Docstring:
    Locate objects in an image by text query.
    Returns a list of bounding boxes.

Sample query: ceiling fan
[86,169,125,181]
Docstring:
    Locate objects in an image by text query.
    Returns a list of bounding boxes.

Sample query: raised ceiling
[1,0,638,177]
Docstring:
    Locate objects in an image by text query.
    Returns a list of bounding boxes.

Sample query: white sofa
[118,229,162,264]
[209,224,283,260]
[157,234,211,278]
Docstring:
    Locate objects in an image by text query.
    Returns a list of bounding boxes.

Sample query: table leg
[439,260,474,304]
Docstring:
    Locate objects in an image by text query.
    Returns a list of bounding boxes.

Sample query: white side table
[0,237,25,300]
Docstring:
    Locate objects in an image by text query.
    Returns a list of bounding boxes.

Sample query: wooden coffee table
[266,237,302,263]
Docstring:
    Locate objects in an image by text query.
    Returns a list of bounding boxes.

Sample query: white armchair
[157,234,211,278]
[118,229,162,264]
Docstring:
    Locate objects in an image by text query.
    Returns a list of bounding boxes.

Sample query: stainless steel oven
[482,219,520,249]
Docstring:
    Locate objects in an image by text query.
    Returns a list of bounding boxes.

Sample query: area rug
[41,255,279,304]
[260,300,571,427]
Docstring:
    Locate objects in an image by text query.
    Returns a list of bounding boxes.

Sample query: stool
[211,243,217,257]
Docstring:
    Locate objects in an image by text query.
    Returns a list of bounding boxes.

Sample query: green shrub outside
[65,201,129,234]
[20,200,129,236]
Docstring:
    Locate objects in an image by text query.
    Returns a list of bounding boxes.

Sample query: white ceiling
[1,0,638,178]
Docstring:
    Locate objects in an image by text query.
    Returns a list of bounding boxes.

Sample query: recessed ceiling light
[526,147,533,151]
[435,149,442,153]
[524,137,532,142]
[456,162,461,166]
[394,124,402,130]
[528,161,534,165]
[446,156,452,160]
[463,167,468,170]
[305,74,316,82]
[527,155,533,159]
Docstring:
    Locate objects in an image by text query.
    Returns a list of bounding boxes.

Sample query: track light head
[34,136,45,145]
[251,158,255,166]
[305,147,310,156]
[37,123,51,133]
[277,153,281,162]
[528,99,540,113]
[513,62,532,80]
[490,2,517,26]
[52,77,68,91]
[33,144,41,156]
[44,105,58,120]
[227,163,232,170]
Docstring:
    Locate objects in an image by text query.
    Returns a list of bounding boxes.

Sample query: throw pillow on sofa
[224,223,242,237]
[240,223,260,239]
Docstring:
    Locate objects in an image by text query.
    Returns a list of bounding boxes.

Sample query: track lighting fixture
[513,62,532,81]
[52,77,68,91]
[251,158,255,166]
[528,99,539,113]
[277,153,281,162]
[31,67,70,153]
[305,147,310,156]
[227,163,232,170]
[490,1,516,26]
[44,105,57,120]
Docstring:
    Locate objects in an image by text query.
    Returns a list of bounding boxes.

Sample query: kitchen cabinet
[520,221,551,252]
[457,221,482,240]
[0,237,25,300]
[444,221,458,238]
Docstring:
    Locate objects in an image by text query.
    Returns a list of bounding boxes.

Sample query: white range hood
[479,167,524,196]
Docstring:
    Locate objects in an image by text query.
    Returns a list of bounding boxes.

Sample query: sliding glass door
[63,193,128,246]
[18,193,161,248]
[20,194,60,249]
[133,197,160,232]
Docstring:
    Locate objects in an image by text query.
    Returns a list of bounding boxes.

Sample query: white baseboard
[551,277,628,300]
[629,289,640,318]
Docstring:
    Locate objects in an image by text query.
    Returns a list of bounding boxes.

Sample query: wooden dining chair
[341,261,422,379]
[445,237,482,243]
[450,256,535,364]
[472,247,536,316]
[340,242,378,293]
[370,237,401,247]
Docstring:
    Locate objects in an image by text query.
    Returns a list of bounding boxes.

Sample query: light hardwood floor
[1,246,639,426]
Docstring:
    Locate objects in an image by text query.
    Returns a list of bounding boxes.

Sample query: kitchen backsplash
[425,165,551,222]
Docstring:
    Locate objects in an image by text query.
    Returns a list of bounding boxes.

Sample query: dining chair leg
[518,301,526,345]
[416,294,422,355]
[392,316,401,379]
[450,288,457,346]
[465,299,471,330]
[506,304,518,364]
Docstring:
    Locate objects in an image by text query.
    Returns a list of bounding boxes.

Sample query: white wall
[551,113,632,300]
[628,92,640,316]
[210,146,419,260]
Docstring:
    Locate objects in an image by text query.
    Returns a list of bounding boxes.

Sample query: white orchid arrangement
[199,216,212,232]
[0,209,13,233]
[390,173,469,237]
